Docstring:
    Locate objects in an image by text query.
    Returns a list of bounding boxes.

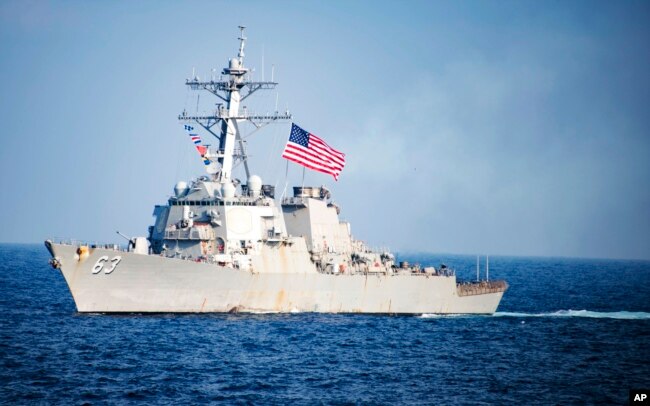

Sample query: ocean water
[1,244,648,404]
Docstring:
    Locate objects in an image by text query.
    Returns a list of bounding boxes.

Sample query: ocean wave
[494,310,650,320]
[237,309,302,314]
[420,310,650,319]
[420,313,470,318]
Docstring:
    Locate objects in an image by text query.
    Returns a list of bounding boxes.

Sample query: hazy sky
[1,0,648,260]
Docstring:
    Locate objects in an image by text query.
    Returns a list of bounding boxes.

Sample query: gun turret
[117,231,150,255]
[116,231,136,249]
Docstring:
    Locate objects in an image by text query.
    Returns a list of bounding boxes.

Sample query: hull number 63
[92,256,122,274]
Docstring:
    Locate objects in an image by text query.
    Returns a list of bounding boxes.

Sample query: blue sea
[1,244,648,404]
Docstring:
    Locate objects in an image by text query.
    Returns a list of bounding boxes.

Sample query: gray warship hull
[46,242,505,314]
[45,28,508,315]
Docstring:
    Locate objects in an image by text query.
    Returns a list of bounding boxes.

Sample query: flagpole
[301,166,306,189]
[285,159,289,182]
[281,159,289,201]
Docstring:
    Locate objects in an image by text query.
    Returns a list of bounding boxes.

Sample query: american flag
[282,124,346,181]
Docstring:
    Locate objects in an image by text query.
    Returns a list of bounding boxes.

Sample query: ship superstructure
[45,28,507,314]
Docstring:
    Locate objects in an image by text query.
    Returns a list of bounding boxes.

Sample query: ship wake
[421,310,650,320]
[494,310,650,320]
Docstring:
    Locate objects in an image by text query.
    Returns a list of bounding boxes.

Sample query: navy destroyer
[45,27,507,313]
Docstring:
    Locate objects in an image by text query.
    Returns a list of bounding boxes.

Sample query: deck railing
[456,280,508,296]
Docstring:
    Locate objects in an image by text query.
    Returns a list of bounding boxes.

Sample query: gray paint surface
[47,242,504,314]
[43,28,507,314]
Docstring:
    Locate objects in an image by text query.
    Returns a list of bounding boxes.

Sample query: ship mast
[179,26,291,184]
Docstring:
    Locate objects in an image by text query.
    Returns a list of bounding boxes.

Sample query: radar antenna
[237,25,246,62]
[179,27,292,183]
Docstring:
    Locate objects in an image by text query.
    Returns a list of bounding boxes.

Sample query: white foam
[245,310,281,314]
[493,310,650,320]
[420,313,472,318]
[419,310,650,320]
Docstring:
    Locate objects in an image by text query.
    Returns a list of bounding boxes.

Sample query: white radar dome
[205,161,219,175]
[222,182,236,199]
[248,175,262,197]
[174,181,189,197]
